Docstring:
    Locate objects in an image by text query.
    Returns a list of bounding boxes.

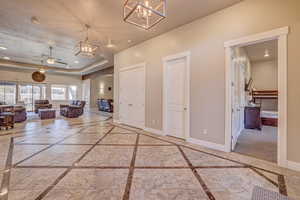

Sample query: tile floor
[0,111,299,200]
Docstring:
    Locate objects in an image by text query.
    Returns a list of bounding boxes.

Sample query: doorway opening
[224,27,289,167]
[231,40,278,163]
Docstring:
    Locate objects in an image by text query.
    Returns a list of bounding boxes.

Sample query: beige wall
[83,67,114,108]
[251,60,278,111]
[89,75,113,107]
[0,68,82,108]
[251,60,278,90]
[114,0,300,163]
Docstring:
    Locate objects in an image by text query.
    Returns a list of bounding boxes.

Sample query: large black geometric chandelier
[123,0,166,30]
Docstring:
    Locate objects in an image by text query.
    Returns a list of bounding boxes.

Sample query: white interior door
[165,57,188,139]
[231,61,246,150]
[119,65,145,128]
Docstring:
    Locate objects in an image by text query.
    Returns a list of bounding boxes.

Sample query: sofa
[34,100,52,113]
[60,100,86,118]
[0,105,27,125]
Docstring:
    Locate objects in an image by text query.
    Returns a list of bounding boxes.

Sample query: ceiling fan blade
[56,61,68,65]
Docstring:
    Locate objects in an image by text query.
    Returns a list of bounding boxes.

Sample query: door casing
[224,27,289,168]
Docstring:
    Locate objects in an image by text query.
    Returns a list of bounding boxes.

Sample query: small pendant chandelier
[123,0,166,30]
[75,24,98,58]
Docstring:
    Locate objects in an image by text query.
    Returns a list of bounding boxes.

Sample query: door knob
[184,107,187,111]
[128,104,133,106]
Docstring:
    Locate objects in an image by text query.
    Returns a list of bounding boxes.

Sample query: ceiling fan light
[39,68,46,73]
[0,46,7,50]
[47,58,55,64]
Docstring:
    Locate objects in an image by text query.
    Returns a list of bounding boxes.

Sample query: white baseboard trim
[287,160,300,172]
[144,127,165,136]
[187,137,227,152]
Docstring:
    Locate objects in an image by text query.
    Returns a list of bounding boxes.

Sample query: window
[68,86,77,100]
[19,84,46,111]
[51,85,67,100]
[0,82,16,105]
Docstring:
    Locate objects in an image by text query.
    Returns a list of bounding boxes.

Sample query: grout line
[122,134,140,200]
[14,165,130,169]
[278,174,287,196]
[139,133,181,145]
[14,143,92,146]
[9,120,105,139]
[14,143,174,147]
[250,167,279,187]
[5,120,290,199]
[135,166,190,169]
[0,138,14,200]
[33,126,115,200]
[179,145,248,167]
[12,122,100,143]
[177,146,216,200]
[73,126,115,165]
[12,127,87,167]
[13,165,252,170]
[194,165,249,169]
[34,168,71,200]
[109,132,138,135]
[113,123,286,177]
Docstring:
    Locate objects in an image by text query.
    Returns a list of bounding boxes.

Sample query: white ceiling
[0,0,242,74]
[244,40,278,62]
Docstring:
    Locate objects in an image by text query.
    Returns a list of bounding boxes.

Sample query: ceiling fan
[42,46,68,66]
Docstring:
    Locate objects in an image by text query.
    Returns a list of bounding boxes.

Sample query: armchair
[34,100,52,113]
[14,106,27,123]
[60,100,86,118]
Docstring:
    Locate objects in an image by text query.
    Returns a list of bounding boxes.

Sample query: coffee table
[38,109,56,120]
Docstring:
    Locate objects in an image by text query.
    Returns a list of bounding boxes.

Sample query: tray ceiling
[0,0,242,74]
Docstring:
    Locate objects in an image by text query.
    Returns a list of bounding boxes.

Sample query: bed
[252,90,278,127]
[261,110,278,127]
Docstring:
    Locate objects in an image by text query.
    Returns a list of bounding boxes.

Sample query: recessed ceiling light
[74,60,79,64]
[0,46,7,50]
[3,56,10,60]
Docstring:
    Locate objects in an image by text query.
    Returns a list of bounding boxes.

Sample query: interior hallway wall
[83,67,114,108]
[114,0,300,163]
[251,60,278,91]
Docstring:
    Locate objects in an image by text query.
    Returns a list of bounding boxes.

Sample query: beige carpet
[234,126,277,163]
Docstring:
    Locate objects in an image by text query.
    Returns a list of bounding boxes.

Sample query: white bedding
[261,110,278,119]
